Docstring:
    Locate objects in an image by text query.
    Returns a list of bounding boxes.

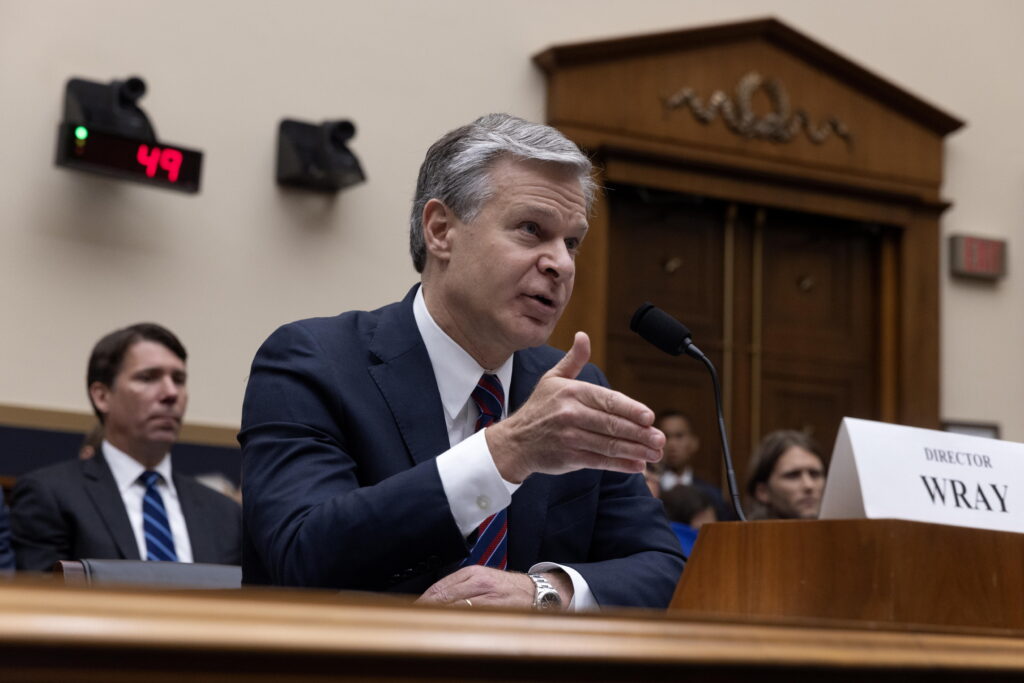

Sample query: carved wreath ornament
[663,72,852,145]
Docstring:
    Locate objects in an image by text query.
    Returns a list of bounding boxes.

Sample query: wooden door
[755,208,880,455]
[537,18,961,440]
[603,183,881,491]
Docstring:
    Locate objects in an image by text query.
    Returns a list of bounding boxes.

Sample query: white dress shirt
[415,287,595,610]
[660,467,694,492]
[102,441,194,562]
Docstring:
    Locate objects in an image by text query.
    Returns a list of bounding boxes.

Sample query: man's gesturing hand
[487,331,664,484]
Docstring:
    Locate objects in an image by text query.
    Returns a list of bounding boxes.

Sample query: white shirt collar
[413,285,513,421]
[102,440,174,494]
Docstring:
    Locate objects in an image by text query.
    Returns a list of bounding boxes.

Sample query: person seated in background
[746,430,826,520]
[240,113,683,611]
[11,323,241,571]
[0,491,14,573]
[78,423,104,460]
[656,411,731,519]
[661,484,717,557]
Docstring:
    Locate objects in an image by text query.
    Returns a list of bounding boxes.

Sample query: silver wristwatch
[527,573,562,610]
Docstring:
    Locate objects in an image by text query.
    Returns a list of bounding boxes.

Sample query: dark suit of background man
[657,411,731,520]
[11,323,241,571]
[0,491,14,573]
[241,114,684,610]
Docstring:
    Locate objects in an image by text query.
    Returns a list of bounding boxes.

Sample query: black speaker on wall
[276,118,365,193]
[63,75,156,141]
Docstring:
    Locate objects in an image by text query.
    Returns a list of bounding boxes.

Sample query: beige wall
[1,0,1021,440]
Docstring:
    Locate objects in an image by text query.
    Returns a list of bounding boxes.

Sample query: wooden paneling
[900,212,943,428]
[674,519,1024,632]
[757,210,879,454]
[604,187,727,485]
[0,402,238,447]
[606,187,726,340]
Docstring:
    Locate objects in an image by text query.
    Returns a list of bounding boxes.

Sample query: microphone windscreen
[629,303,692,357]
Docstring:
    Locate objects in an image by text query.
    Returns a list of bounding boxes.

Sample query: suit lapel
[368,286,451,465]
[83,453,139,560]
[175,473,213,562]
[507,349,553,570]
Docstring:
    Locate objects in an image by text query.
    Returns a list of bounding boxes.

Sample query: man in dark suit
[241,114,684,610]
[657,411,732,520]
[11,323,241,571]
[0,491,14,573]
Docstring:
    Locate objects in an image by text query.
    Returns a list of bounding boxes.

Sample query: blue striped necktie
[140,470,178,562]
[460,374,508,570]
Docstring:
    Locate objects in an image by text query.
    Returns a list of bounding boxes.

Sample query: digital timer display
[55,123,202,193]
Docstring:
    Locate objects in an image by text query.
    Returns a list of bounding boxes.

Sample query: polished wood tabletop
[1,576,1022,682]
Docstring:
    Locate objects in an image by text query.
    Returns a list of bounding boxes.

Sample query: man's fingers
[570,383,656,428]
[415,567,477,604]
[558,404,665,454]
[563,423,663,462]
[546,331,590,381]
[570,450,649,475]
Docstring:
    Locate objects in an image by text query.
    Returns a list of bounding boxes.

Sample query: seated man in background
[656,411,730,519]
[746,430,826,520]
[11,323,241,571]
[661,484,717,557]
[241,114,684,610]
[0,491,14,573]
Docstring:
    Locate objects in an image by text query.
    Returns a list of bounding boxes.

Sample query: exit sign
[949,235,1006,280]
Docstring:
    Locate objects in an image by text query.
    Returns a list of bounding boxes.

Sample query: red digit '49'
[136,145,183,183]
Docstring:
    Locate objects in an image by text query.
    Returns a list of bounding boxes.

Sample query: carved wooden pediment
[535,18,963,202]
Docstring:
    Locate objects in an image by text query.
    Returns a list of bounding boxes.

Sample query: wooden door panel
[607,186,726,346]
[759,363,876,465]
[606,185,729,485]
[761,213,878,364]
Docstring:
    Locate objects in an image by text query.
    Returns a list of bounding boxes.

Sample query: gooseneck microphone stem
[690,347,746,522]
[629,302,747,521]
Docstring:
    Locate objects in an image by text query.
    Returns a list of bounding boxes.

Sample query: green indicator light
[74,126,89,141]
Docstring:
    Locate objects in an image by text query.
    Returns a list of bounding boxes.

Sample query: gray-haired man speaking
[240,114,684,610]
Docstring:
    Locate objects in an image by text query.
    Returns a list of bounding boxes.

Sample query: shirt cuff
[529,562,598,612]
[436,429,519,537]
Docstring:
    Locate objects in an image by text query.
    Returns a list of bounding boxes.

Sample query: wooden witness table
[0,574,1023,682]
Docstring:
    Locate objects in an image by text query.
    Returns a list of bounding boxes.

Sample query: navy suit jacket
[0,490,14,572]
[240,286,684,608]
[10,451,242,571]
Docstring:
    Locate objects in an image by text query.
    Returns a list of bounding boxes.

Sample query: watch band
[527,572,562,610]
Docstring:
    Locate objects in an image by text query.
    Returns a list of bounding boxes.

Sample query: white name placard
[820,417,1024,533]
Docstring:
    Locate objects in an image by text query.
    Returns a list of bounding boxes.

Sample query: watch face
[537,591,561,610]
[529,574,562,610]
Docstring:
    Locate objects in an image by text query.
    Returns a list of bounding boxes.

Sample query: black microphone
[630,302,747,521]
[629,303,703,360]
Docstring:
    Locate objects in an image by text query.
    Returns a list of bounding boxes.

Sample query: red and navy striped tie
[460,373,508,570]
